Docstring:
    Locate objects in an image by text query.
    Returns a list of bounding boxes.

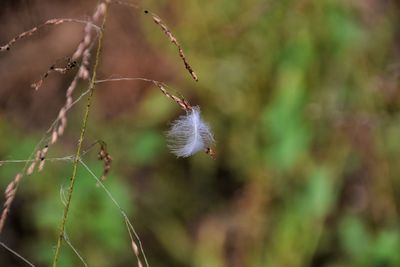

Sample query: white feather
[166,106,214,157]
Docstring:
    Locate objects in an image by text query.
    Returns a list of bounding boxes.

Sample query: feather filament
[167,106,214,157]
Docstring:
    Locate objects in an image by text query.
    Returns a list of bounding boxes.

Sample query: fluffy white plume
[167,106,214,157]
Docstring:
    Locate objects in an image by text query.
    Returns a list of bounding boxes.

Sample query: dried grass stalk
[38,145,49,172]
[31,58,77,91]
[0,173,22,233]
[125,219,144,267]
[0,4,107,235]
[0,19,99,52]
[110,1,198,81]
[50,2,107,146]
[147,12,199,82]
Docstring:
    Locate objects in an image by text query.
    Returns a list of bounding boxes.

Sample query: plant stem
[51,4,109,267]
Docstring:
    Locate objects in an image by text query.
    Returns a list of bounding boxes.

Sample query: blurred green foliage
[1,0,400,267]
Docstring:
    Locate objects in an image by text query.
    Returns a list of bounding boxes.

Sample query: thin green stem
[51,4,109,267]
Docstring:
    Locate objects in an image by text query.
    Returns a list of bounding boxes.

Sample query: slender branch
[51,3,109,267]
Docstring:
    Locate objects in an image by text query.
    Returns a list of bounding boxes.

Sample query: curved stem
[51,4,109,267]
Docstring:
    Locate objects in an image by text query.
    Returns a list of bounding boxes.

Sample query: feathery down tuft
[167,106,214,157]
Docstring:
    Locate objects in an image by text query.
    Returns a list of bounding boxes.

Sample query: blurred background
[0,0,400,266]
